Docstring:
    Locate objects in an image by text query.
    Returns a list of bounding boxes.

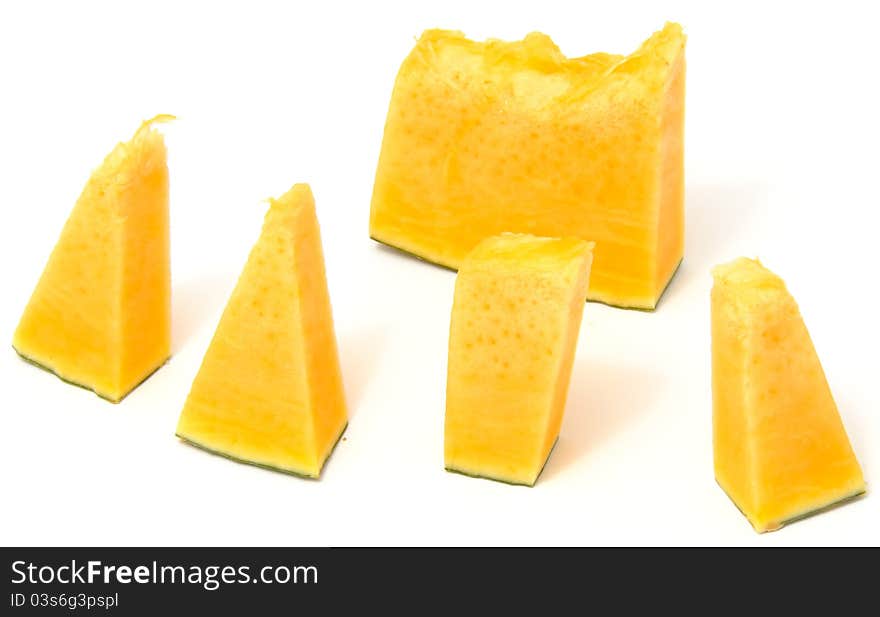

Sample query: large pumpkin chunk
[445,234,592,486]
[711,258,865,532]
[13,116,172,402]
[176,184,347,478]
[370,23,685,309]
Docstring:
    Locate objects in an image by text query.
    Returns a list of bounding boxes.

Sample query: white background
[1,0,878,547]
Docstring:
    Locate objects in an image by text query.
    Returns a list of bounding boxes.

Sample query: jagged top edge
[413,22,685,78]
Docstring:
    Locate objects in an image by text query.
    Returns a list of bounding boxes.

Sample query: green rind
[636,257,683,313]
[371,235,682,312]
[12,345,168,404]
[716,478,867,533]
[176,421,349,480]
[371,235,458,274]
[773,489,867,530]
[444,438,559,487]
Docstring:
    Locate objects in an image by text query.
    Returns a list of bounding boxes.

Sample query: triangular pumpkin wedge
[13,115,173,402]
[176,184,347,478]
[711,258,865,532]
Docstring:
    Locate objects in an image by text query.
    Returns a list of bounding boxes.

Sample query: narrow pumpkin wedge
[370,23,685,309]
[445,234,593,486]
[13,116,173,402]
[176,184,347,478]
[712,258,865,532]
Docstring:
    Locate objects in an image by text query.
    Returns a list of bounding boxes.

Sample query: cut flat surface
[370,23,685,309]
[711,258,865,532]
[445,234,593,485]
[12,116,172,402]
[176,184,347,478]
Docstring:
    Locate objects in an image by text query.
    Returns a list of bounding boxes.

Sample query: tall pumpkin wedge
[176,184,347,478]
[712,258,865,532]
[445,234,593,486]
[13,116,172,402]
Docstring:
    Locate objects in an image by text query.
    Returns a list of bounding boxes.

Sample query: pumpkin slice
[370,23,685,309]
[13,116,172,402]
[711,258,865,532]
[445,234,593,486]
[176,184,347,478]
